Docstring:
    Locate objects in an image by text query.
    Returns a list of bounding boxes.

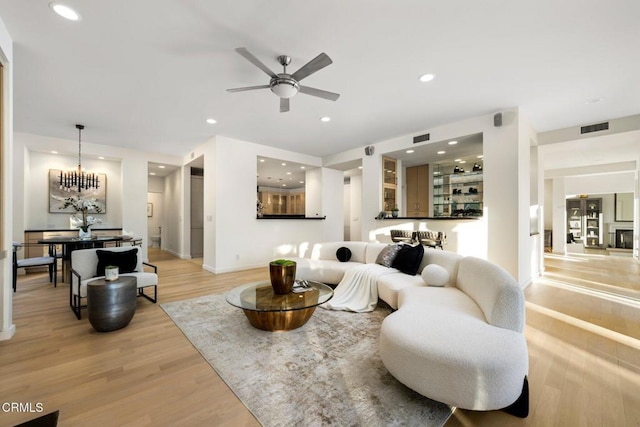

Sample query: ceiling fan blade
[291,53,333,82]
[280,97,290,113]
[299,85,340,101]
[235,47,278,78]
[226,85,270,93]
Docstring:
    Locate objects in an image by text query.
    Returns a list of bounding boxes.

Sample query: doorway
[190,167,204,258]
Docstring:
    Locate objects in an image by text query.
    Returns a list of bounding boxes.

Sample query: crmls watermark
[1,402,44,413]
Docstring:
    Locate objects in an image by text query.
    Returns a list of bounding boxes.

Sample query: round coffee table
[226,280,333,331]
[87,276,137,332]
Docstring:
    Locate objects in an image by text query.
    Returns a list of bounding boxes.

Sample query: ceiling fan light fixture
[419,73,435,83]
[49,3,81,21]
[270,78,299,98]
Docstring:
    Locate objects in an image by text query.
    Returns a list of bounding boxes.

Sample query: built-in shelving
[433,167,483,217]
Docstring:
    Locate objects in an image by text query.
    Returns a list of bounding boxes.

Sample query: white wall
[188,135,342,273]
[349,175,362,241]
[162,168,184,257]
[25,151,122,229]
[343,182,351,240]
[0,14,14,340]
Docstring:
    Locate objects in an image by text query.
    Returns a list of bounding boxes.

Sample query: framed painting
[49,169,107,213]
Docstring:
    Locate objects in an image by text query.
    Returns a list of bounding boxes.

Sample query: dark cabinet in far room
[406,165,429,217]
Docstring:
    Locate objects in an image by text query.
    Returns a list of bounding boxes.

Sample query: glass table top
[226,280,333,312]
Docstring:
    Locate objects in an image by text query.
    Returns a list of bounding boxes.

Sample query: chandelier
[59,124,100,192]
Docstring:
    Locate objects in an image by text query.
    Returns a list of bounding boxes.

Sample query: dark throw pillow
[391,244,424,276]
[336,247,352,262]
[375,244,402,267]
[96,249,138,277]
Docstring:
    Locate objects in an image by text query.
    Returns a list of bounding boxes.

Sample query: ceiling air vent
[413,133,430,144]
[580,122,609,134]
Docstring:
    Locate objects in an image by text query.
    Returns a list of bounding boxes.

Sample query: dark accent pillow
[391,244,424,276]
[96,249,138,277]
[375,244,402,267]
[336,247,352,262]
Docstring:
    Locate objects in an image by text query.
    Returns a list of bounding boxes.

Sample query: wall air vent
[413,133,430,144]
[580,122,609,134]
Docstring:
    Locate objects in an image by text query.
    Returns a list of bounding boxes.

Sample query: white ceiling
[0,1,639,159]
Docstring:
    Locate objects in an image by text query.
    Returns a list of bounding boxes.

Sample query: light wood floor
[1,249,639,426]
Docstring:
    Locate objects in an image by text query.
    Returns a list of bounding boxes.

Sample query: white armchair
[70,246,157,319]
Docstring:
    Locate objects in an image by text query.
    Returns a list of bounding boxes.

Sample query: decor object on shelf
[391,205,399,217]
[269,259,297,294]
[227,47,340,113]
[62,196,103,235]
[59,124,101,192]
[104,265,119,281]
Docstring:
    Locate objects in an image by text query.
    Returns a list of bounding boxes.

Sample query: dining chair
[12,242,58,292]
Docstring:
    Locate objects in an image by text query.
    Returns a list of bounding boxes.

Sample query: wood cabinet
[382,157,397,212]
[406,164,429,216]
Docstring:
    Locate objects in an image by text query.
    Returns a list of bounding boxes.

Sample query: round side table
[87,276,137,332]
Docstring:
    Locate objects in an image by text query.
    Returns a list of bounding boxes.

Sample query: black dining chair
[12,242,58,292]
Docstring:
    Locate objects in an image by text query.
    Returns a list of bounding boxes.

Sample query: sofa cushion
[310,242,368,264]
[375,244,401,267]
[391,244,424,276]
[364,243,389,264]
[336,247,352,262]
[377,272,425,309]
[419,250,463,287]
[293,258,362,285]
[421,264,449,287]
[77,272,158,298]
[96,249,138,276]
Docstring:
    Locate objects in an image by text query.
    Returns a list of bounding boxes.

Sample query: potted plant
[391,205,399,218]
[269,259,297,294]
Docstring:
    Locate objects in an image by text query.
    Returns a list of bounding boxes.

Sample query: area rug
[161,294,452,426]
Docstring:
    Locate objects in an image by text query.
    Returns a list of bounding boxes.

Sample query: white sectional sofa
[290,241,529,417]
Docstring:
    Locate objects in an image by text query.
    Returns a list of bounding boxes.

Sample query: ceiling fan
[227,47,340,113]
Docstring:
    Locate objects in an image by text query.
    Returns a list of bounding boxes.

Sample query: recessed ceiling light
[206,118,217,124]
[51,151,58,154]
[477,155,484,158]
[455,158,462,162]
[158,165,165,169]
[448,140,458,145]
[259,159,265,162]
[358,166,363,169]
[149,172,156,176]
[459,160,466,164]
[286,172,292,175]
[98,156,104,160]
[49,3,81,21]
[281,162,286,166]
[282,184,287,187]
[300,166,305,169]
[406,149,414,154]
[419,73,435,83]
[299,181,304,184]
[320,116,331,122]
[434,171,441,175]
[437,151,446,155]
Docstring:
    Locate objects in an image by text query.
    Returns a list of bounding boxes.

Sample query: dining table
[37,235,136,283]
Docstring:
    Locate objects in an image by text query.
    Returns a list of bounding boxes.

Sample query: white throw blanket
[321,264,398,313]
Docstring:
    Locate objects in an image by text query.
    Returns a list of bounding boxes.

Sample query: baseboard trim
[163,248,190,259]
[0,324,16,341]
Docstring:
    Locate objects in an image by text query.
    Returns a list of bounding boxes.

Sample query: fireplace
[615,229,633,249]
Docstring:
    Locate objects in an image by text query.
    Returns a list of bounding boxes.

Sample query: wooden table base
[242,307,317,331]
